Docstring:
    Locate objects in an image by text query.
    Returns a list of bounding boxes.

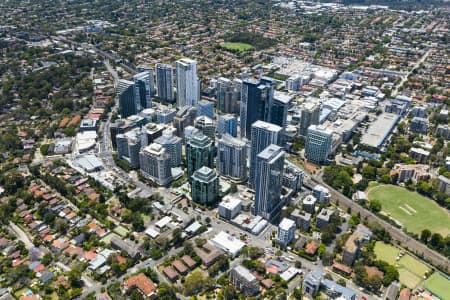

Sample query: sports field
[368,185,450,235]
[374,242,430,289]
[220,42,253,51]
[424,272,450,300]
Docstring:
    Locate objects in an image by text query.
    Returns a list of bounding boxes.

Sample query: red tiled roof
[305,241,319,255]
[123,273,157,296]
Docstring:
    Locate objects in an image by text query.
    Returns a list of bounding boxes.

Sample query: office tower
[133,71,153,110]
[217,77,240,114]
[110,117,145,148]
[118,79,136,118]
[176,58,199,107]
[139,143,172,186]
[272,91,292,129]
[155,63,174,103]
[184,126,200,144]
[197,100,214,120]
[174,106,197,138]
[185,133,214,177]
[299,102,320,136]
[254,144,285,220]
[249,120,282,188]
[143,122,166,144]
[305,125,332,165]
[156,107,177,124]
[218,114,237,138]
[277,218,296,246]
[191,166,219,205]
[217,134,247,182]
[194,116,215,141]
[154,129,182,168]
[116,128,146,168]
[240,77,274,138]
[282,160,305,192]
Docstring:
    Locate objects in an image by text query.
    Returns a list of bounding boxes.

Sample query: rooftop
[279,218,295,231]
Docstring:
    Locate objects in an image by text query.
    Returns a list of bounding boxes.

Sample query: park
[368,184,450,236]
[220,42,253,52]
[374,242,430,289]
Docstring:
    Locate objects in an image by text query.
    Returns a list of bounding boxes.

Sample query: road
[391,48,432,97]
[55,35,137,75]
[9,222,34,250]
[78,246,183,299]
[308,177,450,271]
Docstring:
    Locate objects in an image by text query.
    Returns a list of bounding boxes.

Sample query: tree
[157,282,177,300]
[131,213,144,231]
[41,253,53,266]
[172,228,183,247]
[68,268,83,288]
[369,199,382,213]
[337,278,346,286]
[430,233,443,249]
[222,285,237,300]
[420,229,431,244]
[183,270,206,296]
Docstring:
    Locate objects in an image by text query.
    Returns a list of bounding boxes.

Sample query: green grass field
[374,242,398,264]
[424,272,450,300]
[368,185,450,235]
[374,242,430,289]
[220,42,253,51]
[113,225,129,237]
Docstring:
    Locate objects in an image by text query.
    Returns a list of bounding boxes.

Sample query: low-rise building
[121,273,157,298]
[218,196,242,220]
[277,218,296,246]
[210,231,245,258]
[409,117,428,134]
[110,237,140,259]
[316,208,337,229]
[302,195,317,214]
[438,175,450,196]
[409,147,430,164]
[312,185,331,204]
[342,224,372,266]
[290,209,311,231]
[230,265,259,296]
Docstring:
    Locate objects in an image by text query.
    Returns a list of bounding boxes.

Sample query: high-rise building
[272,91,292,129]
[184,126,200,144]
[191,166,220,205]
[116,128,147,168]
[155,63,174,103]
[185,133,214,177]
[240,77,274,138]
[299,102,320,136]
[197,100,214,120]
[133,71,153,110]
[254,144,285,221]
[218,114,237,138]
[249,121,282,188]
[110,116,145,148]
[174,106,197,138]
[217,77,240,114]
[154,129,182,168]
[118,79,136,118]
[194,116,215,141]
[217,134,247,182]
[305,125,332,165]
[139,143,172,186]
[176,58,199,107]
